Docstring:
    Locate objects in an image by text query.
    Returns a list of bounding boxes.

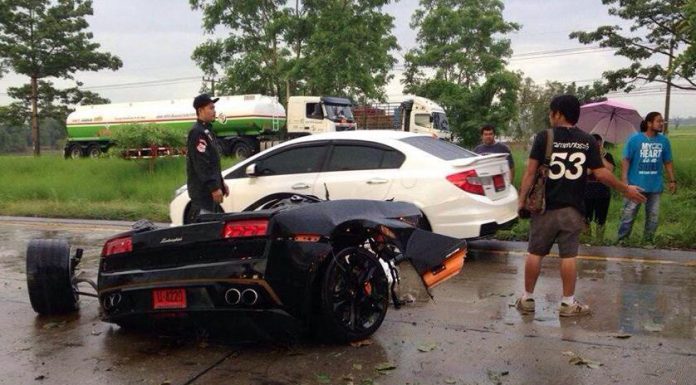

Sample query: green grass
[499,126,696,249]
[0,156,238,222]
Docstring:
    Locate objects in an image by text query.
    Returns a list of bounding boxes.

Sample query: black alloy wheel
[319,247,389,342]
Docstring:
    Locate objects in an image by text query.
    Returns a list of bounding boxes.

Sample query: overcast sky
[1,0,693,118]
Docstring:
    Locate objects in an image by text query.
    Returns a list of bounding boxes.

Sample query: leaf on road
[42,321,65,329]
[350,339,373,348]
[567,353,603,369]
[417,343,438,352]
[374,362,396,372]
[444,377,457,384]
[562,351,575,356]
[315,373,331,384]
[611,334,632,339]
[643,321,664,332]
[352,363,363,370]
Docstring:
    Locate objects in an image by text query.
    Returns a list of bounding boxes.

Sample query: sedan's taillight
[446,170,484,195]
[101,236,132,257]
[222,219,268,238]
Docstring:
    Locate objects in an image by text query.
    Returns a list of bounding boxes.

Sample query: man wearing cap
[186,93,228,222]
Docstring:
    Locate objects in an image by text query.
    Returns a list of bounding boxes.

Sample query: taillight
[101,236,132,257]
[447,170,484,195]
[222,219,268,238]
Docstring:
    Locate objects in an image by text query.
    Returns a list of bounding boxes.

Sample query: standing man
[186,93,228,222]
[584,134,615,242]
[516,95,645,317]
[618,112,676,243]
[474,124,515,183]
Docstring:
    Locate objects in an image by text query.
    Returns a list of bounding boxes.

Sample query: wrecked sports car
[25,194,466,342]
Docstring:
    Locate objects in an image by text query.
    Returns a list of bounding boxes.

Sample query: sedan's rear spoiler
[448,153,508,168]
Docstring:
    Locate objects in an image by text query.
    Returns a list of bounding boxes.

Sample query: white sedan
[170,131,518,239]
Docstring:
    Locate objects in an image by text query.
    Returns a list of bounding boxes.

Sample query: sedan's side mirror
[245,163,258,177]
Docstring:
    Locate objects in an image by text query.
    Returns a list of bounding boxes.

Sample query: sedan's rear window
[400,136,477,160]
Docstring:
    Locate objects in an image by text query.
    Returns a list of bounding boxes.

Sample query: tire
[232,139,254,159]
[26,239,79,315]
[86,144,101,158]
[319,247,389,343]
[67,144,83,159]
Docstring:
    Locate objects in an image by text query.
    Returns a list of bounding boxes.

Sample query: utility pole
[203,76,216,96]
[663,39,674,135]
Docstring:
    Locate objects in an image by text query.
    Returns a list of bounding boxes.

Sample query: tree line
[0,0,695,155]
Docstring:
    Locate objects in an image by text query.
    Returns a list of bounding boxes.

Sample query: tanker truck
[64,94,355,159]
[353,96,451,140]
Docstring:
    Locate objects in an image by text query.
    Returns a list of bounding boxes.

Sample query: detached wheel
[232,139,254,159]
[26,239,79,315]
[67,145,83,159]
[86,144,101,158]
[319,247,389,343]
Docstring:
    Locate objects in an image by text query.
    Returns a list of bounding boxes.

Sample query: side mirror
[245,163,258,177]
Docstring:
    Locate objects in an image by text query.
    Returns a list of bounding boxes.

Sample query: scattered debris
[417,343,438,352]
[42,321,66,330]
[444,377,457,384]
[611,334,632,339]
[486,369,509,385]
[34,375,46,381]
[352,364,363,370]
[564,351,603,369]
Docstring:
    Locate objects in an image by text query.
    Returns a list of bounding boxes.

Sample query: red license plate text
[153,288,187,309]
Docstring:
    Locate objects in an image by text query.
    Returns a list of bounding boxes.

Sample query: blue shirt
[623,133,673,193]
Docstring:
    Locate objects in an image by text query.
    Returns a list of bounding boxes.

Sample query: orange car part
[421,248,467,289]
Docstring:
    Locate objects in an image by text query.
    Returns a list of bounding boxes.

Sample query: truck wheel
[67,145,83,159]
[26,239,79,315]
[86,144,101,158]
[319,247,389,343]
[232,140,254,159]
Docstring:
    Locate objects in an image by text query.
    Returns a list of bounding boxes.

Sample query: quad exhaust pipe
[224,288,259,306]
[241,288,258,306]
[224,288,241,305]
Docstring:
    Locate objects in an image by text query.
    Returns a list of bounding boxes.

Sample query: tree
[512,78,607,142]
[0,0,122,156]
[6,80,110,150]
[402,0,521,146]
[570,0,695,132]
[189,0,398,104]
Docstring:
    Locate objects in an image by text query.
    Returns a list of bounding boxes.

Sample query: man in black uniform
[186,94,228,222]
[516,95,645,317]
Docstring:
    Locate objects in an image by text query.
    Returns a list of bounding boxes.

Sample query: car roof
[285,130,430,144]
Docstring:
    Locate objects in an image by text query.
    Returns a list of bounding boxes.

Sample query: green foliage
[111,124,186,154]
[511,78,607,141]
[0,0,122,155]
[190,0,398,103]
[403,0,521,146]
[570,0,695,93]
[0,155,238,221]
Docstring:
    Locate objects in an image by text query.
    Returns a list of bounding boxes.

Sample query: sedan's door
[222,143,328,211]
[314,142,405,200]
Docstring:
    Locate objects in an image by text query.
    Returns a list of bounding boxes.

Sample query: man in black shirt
[186,94,228,222]
[516,95,645,317]
[474,124,515,183]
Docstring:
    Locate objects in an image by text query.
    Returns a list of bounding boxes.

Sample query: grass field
[0,127,694,249]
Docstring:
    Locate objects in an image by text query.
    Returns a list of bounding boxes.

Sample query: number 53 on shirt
[548,152,587,180]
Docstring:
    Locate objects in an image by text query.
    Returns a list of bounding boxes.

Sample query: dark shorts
[528,206,585,258]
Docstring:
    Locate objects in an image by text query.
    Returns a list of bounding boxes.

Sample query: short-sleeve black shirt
[529,127,603,214]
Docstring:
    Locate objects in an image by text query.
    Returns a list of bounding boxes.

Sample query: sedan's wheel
[319,247,389,343]
[26,239,79,315]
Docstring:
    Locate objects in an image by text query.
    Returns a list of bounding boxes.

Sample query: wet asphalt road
[1,217,695,385]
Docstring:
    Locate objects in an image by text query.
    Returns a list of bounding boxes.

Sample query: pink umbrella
[576,99,642,144]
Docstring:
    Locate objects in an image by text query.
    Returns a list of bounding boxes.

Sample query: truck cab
[399,96,451,140]
[286,96,356,137]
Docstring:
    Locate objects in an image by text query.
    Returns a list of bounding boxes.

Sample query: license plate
[153,288,187,309]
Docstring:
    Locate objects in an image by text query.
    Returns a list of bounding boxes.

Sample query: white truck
[64,94,356,159]
[353,95,452,140]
